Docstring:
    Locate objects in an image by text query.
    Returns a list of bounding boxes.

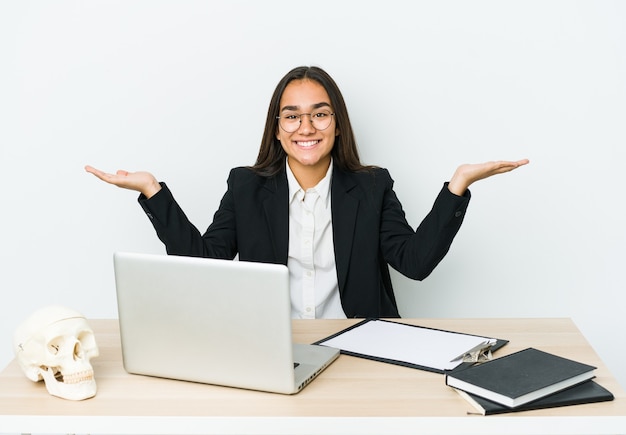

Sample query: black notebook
[445,347,596,408]
[453,380,613,415]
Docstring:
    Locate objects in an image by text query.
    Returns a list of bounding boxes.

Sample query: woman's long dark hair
[251,66,370,177]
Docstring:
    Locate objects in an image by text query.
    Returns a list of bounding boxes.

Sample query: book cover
[445,347,596,407]
[454,380,613,415]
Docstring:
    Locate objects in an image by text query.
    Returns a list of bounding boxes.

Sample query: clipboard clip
[450,339,496,363]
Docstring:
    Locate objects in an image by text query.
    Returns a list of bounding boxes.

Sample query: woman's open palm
[84,165,162,198]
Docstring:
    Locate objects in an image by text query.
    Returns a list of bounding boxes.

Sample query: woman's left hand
[447,159,530,196]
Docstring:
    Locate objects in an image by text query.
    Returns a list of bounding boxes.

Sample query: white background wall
[2,0,625,390]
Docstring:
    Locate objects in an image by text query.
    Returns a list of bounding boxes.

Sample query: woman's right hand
[84,165,162,199]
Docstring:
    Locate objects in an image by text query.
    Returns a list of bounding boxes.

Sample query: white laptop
[113,251,339,394]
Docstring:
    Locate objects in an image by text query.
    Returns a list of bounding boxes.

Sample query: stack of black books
[445,347,614,415]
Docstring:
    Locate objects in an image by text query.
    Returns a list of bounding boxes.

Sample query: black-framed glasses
[276,110,335,133]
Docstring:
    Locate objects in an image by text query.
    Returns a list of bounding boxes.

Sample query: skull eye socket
[73,341,83,360]
[47,337,63,355]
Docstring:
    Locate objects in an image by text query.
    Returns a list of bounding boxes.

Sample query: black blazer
[139,164,470,318]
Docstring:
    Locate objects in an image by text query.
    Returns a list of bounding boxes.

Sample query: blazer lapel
[331,167,359,293]
[261,170,289,265]
[260,165,359,283]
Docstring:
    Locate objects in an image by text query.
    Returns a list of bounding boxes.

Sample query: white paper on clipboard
[317,319,497,372]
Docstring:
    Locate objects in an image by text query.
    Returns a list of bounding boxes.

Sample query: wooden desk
[0,318,624,434]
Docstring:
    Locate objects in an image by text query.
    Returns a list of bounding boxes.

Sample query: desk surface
[1,318,625,435]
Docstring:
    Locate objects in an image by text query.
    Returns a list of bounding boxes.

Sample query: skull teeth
[55,369,95,384]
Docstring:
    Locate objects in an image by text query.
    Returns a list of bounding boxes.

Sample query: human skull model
[13,305,99,400]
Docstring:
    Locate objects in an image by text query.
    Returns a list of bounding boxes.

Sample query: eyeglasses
[276,110,335,133]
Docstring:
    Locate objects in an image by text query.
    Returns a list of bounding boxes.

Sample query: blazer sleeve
[137,181,238,259]
[379,173,470,281]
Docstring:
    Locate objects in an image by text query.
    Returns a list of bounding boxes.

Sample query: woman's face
[276,79,339,179]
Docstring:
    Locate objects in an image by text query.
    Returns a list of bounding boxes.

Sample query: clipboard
[314,319,508,374]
